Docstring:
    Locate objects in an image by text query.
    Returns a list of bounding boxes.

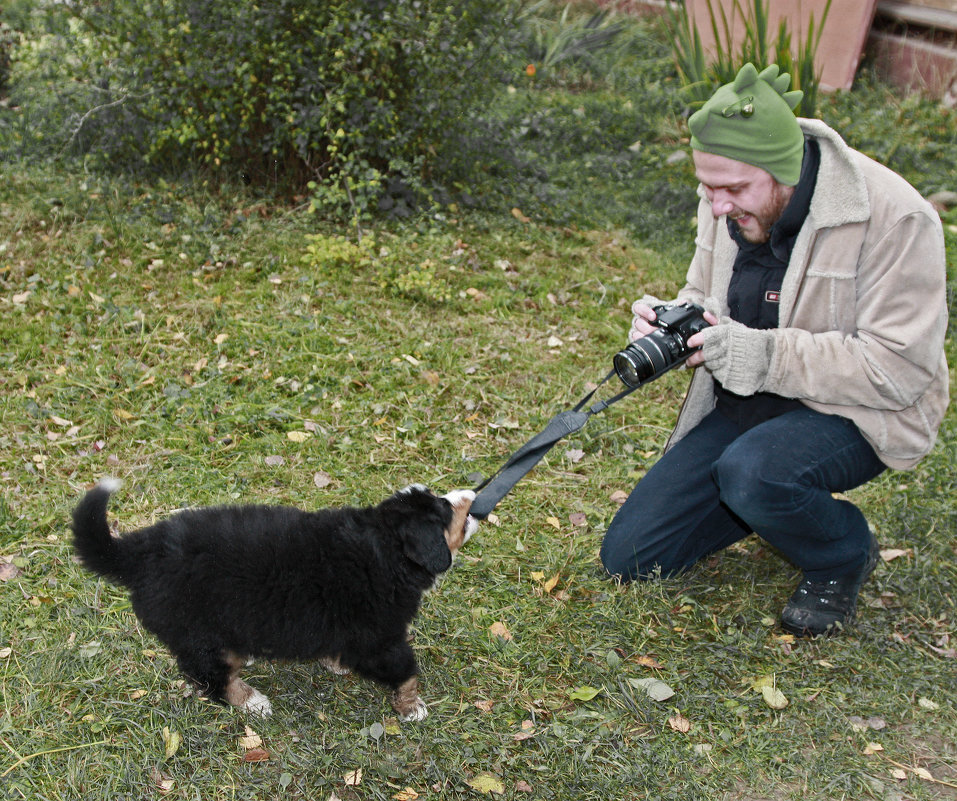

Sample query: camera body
[614,301,709,388]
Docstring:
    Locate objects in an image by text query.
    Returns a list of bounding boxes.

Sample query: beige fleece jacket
[668,118,950,470]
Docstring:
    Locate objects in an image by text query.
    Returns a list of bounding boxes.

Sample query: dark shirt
[714,138,820,430]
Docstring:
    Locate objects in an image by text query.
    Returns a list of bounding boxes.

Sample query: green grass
[1,11,956,801]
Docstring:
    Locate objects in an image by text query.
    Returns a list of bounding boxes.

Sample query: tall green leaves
[667,0,830,117]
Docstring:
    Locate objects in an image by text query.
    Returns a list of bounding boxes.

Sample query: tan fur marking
[222,651,254,707]
[444,494,474,554]
[391,676,422,717]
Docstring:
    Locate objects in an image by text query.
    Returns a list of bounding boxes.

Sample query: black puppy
[71,479,477,719]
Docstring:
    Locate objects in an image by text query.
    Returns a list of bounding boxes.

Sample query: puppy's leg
[352,639,427,722]
[177,649,272,716]
[223,651,273,716]
[319,655,351,675]
[392,675,428,722]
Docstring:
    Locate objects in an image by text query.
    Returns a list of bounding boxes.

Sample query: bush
[10,0,512,217]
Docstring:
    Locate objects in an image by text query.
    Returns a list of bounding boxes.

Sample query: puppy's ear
[400,521,453,574]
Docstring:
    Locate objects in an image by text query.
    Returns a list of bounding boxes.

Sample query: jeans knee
[712,452,772,519]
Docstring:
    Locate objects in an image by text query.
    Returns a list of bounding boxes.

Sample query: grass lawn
[1,15,956,801]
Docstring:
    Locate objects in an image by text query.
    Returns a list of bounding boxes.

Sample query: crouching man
[600,63,949,636]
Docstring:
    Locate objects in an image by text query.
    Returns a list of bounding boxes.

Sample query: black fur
[71,482,466,714]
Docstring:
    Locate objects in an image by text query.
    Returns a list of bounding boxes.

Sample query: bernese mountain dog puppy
[71,479,477,720]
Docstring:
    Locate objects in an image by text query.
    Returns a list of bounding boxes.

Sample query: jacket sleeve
[764,210,948,410]
[676,197,715,308]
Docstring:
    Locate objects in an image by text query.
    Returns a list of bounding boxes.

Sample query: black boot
[780,532,880,637]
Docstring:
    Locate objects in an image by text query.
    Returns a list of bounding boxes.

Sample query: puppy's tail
[71,478,130,585]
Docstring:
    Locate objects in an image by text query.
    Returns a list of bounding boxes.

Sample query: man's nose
[710,190,735,217]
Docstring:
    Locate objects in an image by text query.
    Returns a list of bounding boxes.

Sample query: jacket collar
[798,118,870,229]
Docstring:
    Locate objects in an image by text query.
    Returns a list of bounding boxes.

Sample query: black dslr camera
[614,301,709,388]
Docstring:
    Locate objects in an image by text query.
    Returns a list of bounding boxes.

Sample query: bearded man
[600,63,949,636]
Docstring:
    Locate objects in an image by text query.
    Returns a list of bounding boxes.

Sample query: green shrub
[11,0,512,217]
[667,0,830,117]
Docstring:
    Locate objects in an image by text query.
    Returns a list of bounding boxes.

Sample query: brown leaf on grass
[238,726,263,750]
[0,562,20,582]
[609,490,628,504]
[633,654,663,669]
[313,471,333,489]
[243,748,271,762]
[566,448,584,463]
[880,548,912,562]
[150,766,174,794]
[489,621,513,641]
[515,780,534,793]
[668,713,691,733]
[542,574,560,594]
[512,720,536,741]
[511,207,530,223]
[474,699,495,713]
[569,512,587,527]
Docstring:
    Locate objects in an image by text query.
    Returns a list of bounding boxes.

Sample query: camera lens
[613,334,671,388]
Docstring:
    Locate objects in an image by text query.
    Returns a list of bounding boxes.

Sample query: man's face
[693,150,795,244]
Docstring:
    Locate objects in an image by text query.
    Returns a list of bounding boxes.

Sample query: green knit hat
[689,63,804,186]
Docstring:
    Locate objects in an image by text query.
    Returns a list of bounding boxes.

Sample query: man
[599,63,949,636]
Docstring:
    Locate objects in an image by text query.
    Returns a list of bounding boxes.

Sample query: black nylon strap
[469,370,637,519]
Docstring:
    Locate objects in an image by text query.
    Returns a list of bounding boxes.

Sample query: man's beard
[730,182,794,244]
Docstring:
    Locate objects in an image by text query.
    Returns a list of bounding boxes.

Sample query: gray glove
[698,318,776,396]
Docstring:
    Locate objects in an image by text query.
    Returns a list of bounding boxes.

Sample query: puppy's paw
[398,697,428,722]
[319,656,351,676]
[242,689,273,717]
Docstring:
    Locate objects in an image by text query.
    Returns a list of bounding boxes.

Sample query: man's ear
[401,519,452,574]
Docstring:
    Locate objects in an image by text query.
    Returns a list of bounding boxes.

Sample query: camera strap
[469,370,641,520]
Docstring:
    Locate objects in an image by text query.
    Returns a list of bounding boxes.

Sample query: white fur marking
[399,697,429,722]
[464,514,479,543]
[243,689,273,717]
[98,477,123,493]
[399,483,429,496]
[442,489,475,505]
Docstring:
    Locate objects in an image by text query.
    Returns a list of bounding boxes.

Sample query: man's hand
[684,311,719,366]
[628,301,659,341]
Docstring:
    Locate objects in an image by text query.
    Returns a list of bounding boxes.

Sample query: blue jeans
[600,407,886,582]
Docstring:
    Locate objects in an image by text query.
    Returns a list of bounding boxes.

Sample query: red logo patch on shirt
[765,291,781,303]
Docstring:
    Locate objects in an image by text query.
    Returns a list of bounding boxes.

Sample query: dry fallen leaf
[668,713,691,733]
[542,573,560,594]
[633,655,664,669]
[610,490,629,504]
[162,727,181,760]
[243,748,270,763]
[569,512,587,527]
[863,742,884,755]
[510,207,530,223]
[489,621,513,641]
[515,780,533,793]
[761,685,788,710]
[393,789,419,801]
[545,516,561,530]
[880,548,911,562]
[287,431,310,442]
[238,726,263,750]
[467,772,506,795]
[343,768,363,786]
[474,699,494,713]
[565,448,584,463]
[314,472,333,489]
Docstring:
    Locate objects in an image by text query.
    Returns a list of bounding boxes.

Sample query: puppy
[71,479,477,720]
